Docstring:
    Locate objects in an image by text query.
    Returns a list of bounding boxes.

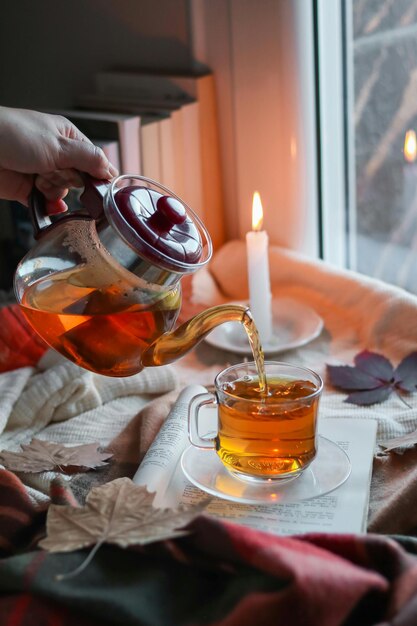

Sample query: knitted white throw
[0,350,177,502]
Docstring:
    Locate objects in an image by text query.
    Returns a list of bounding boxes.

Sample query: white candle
[246,191,273,344]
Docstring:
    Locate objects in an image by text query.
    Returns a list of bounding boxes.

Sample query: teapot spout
[141,304,252,367]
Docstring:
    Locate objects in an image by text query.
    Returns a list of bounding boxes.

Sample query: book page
[134,386,377,533]
[133,384,207,506]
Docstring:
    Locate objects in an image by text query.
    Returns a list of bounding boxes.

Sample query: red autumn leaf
[326,350,417,406]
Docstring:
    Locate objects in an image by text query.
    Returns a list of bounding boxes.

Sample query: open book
[133,385,377,535]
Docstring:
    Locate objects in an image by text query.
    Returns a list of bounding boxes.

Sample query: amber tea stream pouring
[14,174,263,380]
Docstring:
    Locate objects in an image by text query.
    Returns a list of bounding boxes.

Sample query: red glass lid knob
[114,186,203,265]
[155,195,187,227]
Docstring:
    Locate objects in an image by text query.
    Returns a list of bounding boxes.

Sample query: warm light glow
[252,191,264,231]
[290,136,297,159]
[404,130,417,163]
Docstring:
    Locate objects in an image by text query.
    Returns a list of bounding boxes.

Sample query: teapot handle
[28,186,53,239]
[28,174,109,240]
[78,173,109,218]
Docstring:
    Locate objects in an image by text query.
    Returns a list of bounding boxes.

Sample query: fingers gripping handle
[188,392,218,449]
[28,174,107,239]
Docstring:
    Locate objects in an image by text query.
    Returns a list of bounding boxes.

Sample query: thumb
[56,137,119,179]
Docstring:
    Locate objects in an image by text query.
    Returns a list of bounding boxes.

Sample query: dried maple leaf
[39,478,207,579]
[379,430,417,453]
[0,439,112,473]
[326,350,417,406]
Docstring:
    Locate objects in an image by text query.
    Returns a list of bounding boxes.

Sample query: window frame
[315,0,352,269]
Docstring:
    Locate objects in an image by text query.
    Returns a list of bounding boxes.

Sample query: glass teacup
[188,361,323,482]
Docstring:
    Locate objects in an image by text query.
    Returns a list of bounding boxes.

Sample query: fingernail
[108,164,119,177]
[46,199,68,215]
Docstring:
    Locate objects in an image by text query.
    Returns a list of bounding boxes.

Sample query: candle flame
[404,130,417,163]
[252,191,263,231]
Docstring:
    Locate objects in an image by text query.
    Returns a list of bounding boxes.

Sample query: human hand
[0,106,118,213]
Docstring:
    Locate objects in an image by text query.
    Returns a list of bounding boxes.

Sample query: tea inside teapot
[19,219,182,377]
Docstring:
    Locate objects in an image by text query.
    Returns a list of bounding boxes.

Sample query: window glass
[347,0,417,292]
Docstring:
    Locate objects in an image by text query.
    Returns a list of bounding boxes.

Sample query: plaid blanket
[0,304,47,373]
[1,468,417,626]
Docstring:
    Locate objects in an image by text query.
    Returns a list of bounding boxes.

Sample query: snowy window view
[348,0,417,293]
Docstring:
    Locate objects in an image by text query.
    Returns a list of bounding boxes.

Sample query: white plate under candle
[204,297,324,355]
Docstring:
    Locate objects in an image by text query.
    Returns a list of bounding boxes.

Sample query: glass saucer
[180,436,351,505]
[204,297,324,355]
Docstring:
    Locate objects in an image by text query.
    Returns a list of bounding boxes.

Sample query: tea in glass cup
[188,361,323,482]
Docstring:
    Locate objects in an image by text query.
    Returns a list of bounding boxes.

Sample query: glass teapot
[14,174,250,377]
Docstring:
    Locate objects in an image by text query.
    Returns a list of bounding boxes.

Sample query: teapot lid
[104,176,212,274]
